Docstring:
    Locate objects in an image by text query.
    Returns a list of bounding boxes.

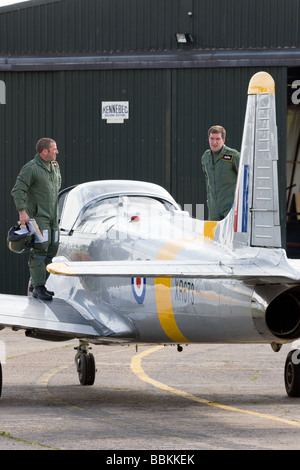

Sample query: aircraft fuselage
[50,208,298,346]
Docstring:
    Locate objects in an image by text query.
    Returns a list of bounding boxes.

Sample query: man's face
[208,132,225,153]
[42,141,59,162]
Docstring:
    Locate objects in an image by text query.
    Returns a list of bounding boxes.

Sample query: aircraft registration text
[174,278,194,305]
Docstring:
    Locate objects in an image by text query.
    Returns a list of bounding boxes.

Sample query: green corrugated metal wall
[0,0,300,53]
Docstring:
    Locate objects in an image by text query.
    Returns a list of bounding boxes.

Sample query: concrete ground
[0,328,299,450]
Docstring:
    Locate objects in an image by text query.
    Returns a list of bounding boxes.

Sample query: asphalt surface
[0,328,300,451]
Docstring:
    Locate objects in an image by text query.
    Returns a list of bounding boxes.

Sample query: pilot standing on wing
[11,138,61,300]
[201,125,240,221]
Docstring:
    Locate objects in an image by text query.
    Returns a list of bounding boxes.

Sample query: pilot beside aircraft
[201,125,240,221]
[11,138,61,301]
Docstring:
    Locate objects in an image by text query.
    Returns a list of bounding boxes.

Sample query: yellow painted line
[37,365,69,389]
[36,347,130,409]
[37,364,84,409]
[131,346,300,428]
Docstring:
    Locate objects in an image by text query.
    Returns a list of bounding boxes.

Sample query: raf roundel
[131,277,146,304]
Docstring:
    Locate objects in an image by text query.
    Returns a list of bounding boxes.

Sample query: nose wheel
[75,342,96,386]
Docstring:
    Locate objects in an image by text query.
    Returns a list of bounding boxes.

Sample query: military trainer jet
[1,71,300,398]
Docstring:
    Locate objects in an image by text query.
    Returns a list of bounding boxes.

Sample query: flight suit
[11,154,62,287]
[201,144,240,220]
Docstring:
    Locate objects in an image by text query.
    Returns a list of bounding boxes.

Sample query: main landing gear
[284,349,300,397]
[74,341,96,386]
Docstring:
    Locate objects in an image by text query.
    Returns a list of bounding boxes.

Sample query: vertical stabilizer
[228,72,281,249]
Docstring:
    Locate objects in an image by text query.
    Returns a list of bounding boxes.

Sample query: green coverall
[201,144,240,221]
[11,154,62,287]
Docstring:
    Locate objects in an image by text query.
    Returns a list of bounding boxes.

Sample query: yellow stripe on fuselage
[154,221,217,342]
[203,221,217,240]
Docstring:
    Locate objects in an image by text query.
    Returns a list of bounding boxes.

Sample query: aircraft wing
[288,259,300,273]
[0,294,104,340]
[47,258,300,281]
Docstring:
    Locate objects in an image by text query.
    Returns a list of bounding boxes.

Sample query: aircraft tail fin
[212,71,282,250]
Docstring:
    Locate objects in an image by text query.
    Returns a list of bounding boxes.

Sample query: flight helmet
[7,224,34,254]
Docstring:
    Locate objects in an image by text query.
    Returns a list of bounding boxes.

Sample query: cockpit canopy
[59,180,180,233]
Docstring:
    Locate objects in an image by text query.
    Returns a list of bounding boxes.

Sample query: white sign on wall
[102,101,129,123]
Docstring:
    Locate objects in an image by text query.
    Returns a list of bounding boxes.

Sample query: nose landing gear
[74,341,96,386]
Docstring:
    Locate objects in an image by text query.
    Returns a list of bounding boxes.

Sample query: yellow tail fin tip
[248,71,275,95]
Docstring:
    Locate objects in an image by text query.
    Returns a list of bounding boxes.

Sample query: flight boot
[29,283,54,297]
[32,285,53,301]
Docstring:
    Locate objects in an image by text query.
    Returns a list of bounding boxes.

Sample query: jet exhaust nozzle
[266,291,300,339]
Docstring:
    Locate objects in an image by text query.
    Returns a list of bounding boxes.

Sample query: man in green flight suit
[201,125,240,220]
[11,138,61,300]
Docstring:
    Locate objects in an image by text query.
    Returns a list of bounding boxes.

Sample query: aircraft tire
[284,350,300,397]
[77,352,96,386]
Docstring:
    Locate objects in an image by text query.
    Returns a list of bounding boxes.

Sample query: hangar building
[0,0,300,293]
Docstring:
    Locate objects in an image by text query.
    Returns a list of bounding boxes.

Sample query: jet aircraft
[1,71,300,398]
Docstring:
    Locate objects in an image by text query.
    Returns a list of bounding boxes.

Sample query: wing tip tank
[47,262,76,275]
[248,71,275,95]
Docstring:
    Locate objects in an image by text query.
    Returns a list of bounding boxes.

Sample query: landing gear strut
[75,341,96,386]
[284,350,300,397]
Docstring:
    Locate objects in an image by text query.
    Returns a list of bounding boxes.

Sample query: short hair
[36,138,55,154]
[208,126,226,140]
